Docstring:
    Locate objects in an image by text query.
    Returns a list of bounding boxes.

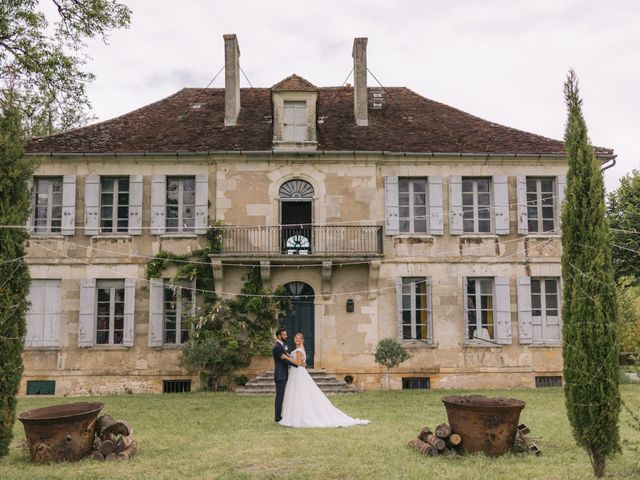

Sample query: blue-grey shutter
[427,176,444,235]
[395,277,403,340]
[123,278,136,347]
[493,175,509,235]
[516,176,528,235]
[449,176,463,234]
[194,174,208,234]
[151,175,166,235]
[42,280,61,347]
[26,280,44,347]
[26,178,33,234]
[495,276,512,344]
[78,278,96,347]
[517,277,533,344]
[84,175,100,235]
[128,175,143,235]
[462,276,468,341]
[556,175,566,233]
[384,176,399,235]
[148,278,164,347]
[61,175,76,235]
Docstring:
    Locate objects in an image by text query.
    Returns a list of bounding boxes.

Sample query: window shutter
[516,277,533,344]
[194,174,208,234]
[78,278,96,347]
[556,175,566,233]
[61,175,76,235]
[448,176,463,235]
[42,280,61,347]
[26,280,45,347]
[427,176,444,235]
[122,278,136,347]
[84,175,100,235]
[128,175,143,235]
[493,175,510,235]
[150,175,166,235]
[26,178,33,234]
[395,277,403,340]
[462,276,468,341]
[148,278,164,347]
[495,276,512,344]
[384,176,399,235]
[516,176,528,235]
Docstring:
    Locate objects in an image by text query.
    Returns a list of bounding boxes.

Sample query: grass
[1,386,639,480]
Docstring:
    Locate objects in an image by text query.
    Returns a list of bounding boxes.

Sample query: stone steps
[235,369,358,395]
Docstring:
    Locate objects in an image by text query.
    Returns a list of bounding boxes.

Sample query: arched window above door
[279,179,314,199]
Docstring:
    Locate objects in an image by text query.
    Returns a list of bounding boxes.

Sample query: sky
[55,0,639,192]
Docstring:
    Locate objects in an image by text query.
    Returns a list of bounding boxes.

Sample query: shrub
[373,338,410,389]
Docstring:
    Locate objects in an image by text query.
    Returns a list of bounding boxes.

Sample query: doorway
[279,179,313,254]
[281,282,315,368]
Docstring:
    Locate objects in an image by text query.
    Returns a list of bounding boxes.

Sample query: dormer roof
[271,74,318,92]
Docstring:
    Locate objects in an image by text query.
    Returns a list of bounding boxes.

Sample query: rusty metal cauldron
[442,395,525,456]
[18,402,104,462]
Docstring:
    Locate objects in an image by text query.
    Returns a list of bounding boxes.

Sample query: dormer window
[283,101,307,142]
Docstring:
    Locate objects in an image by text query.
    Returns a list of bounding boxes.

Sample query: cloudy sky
[62,0,638,191]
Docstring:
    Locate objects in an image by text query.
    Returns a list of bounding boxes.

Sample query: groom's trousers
[275,380,286,422]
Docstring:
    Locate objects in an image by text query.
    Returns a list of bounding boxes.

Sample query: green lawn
[1,386,639,480]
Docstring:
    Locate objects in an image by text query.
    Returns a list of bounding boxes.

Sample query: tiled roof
[272,74,317,92]
[25,87,614,156]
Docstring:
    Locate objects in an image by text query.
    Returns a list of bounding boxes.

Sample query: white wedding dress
[279,348,369,428]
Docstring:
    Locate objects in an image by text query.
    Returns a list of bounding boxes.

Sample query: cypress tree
[561,70,620,477]
[0,105,31,457]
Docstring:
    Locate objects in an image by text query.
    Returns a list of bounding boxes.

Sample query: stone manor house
[20,35,614,395]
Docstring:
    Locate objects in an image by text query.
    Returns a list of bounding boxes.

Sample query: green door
[282,282,315,368]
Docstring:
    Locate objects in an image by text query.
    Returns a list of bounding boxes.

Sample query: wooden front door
[282,282,315,368]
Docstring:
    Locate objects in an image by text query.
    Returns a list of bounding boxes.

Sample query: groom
[272,328,298,422]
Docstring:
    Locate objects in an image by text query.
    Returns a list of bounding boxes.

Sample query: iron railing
[216,225,383,256]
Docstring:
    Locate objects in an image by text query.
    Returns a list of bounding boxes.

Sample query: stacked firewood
[408,423,462,456]
[90,415,137,461]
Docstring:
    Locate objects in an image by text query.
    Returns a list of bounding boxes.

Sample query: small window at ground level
[535,376,562,388]
[402,377,430,389]
[163,379,192,393]
[26,380,56,395]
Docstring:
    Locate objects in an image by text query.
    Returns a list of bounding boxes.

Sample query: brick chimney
[352,37,368,126]
[224,34,241,126]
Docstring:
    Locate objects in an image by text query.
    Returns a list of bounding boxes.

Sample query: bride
[279,333,369,428]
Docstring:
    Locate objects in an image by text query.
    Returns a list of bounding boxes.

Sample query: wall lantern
[346,298,354,313]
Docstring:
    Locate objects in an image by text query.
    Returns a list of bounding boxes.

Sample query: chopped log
[100,439,115,456]
[103,420,131,438]
[116,440,138,460]
[446,433,462,448]
[95,415,115,438]
[114,437,126,454]
[423,433,446,451]
[105,453,118,461]
[408,438,437,456]
[122,430,134,449]
[91,451,105,461]
[417,427,432,443]
[435,423,452,439]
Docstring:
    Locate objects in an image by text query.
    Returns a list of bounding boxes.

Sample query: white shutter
[78,278,96,347]
[462,276,468,341]
[42,280,61,347]
[148,278,164,347]
[26,280,45,347]
[493,175,510,235]
[449,176,463,235]
[516,176,528,235]
[384,176,399,235]
[427,176,444,235]
[556,175,566,233]
[194,174,208,234]
[123,278,136,347]
[128,175,143,235]
[495,276,512,344]
[395,277,403,340]
[516,277,533,344]
[84,175,100,235]
[151,175,166,235]
[26,178,33,234]
[61,175,76,235]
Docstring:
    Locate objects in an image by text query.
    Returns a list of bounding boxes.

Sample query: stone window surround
[272,90,318,149]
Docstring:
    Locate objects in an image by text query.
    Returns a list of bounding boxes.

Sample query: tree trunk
[387,367,391,390]
[590,449,606,478]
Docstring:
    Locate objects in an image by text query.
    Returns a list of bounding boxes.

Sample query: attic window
[191,103,204,110]
[283,101,307,142]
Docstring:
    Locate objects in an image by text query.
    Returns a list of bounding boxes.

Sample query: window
[402,377,430,389]
[399,277,432,342]
[26,279,61,347]
[166,176,196,233]
[535,376,562,388]
[96,280,125,345]
[163,380,192,393]
[531,277,561,342]
[283,101,306,142]
[26,380,56,395]
[163,282,192,344]
[466,278,495,341]
[462,178,491,233]
[399,179,428,233]
[33,177,63,233]
[526,178,556,233]
[100,177,129,234]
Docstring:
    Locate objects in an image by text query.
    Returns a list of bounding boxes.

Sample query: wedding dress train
[279,348,369,428]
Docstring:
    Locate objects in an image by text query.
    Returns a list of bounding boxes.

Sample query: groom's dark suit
[273,340,297,422]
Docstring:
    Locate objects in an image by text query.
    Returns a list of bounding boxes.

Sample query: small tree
[373,338,410,389]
